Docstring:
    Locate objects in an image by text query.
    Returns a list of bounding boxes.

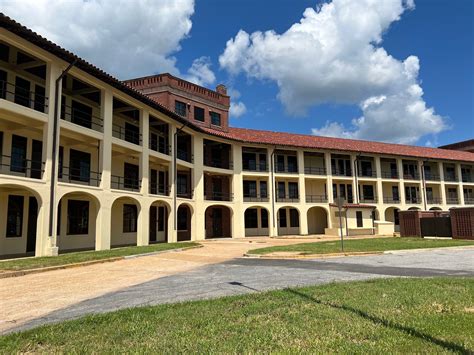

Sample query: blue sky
[2,0,472,147]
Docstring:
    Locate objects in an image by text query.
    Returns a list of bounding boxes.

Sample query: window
[446,167,456,181]
[362,185,374,200]
[243,181,257,198]
[125,122,140,145]
[177,207,188,230]
[14,76,31,107]
[58,146,64,179]
[276,155,285,172]
[123,204,137,233]
[277,182,286,199]
[124,163,139,190]
[71,100,92,129]
[290,209,299,227]
[356,211,363,228]
[175,100,187,117]
[158,171,166,194]
[150,169,158,195]
[245,209,258,229]
[157,206,165,232]
[287,156,298,172]
[261,209,269,228]
[259,154,267,171]
[194,106,205,122]
[288,182,298,199]
[69,149,91,183]
[34,85,46,113]
[332,184,337,199]
[279,209,287,228]
[6,195,24,237]
[242,152,256,170]
[426,187,433,201]
[177,173,189,195]
[11,135,27,174]
[392,186,399,200]
[210,112,221,126]
[0,69,5,99]
[67,200,89,235]
[360,161,373,176]
[260,181,268,198]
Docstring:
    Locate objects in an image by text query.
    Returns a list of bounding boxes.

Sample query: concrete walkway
[1,238,472,334]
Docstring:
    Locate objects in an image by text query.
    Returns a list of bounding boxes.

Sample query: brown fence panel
[399,211,421,237]
[450,208,474,240]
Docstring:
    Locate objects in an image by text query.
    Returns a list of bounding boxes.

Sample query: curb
[0,244,202,279]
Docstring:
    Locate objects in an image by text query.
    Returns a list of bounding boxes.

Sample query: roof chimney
[216,84,227,95]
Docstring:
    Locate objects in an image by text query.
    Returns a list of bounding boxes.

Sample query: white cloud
[185,56,216,86]
[0,0,195,79]
[230,101,247,118]
[219,0,446,144]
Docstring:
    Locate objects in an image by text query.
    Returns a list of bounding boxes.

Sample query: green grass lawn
[249,237,474,255]
[1,278,473,353]
[0,242,200,271]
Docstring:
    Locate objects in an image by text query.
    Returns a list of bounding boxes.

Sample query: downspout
[174,122,188,231]
[271,147,277,231]
[49,60,77,238]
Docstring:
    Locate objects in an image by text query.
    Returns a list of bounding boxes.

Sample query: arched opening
[177,204,192,241]
[111,196,140,247]
[149,201,170,243]
[205,205,232,239]
[408,207,421,211]
[384,207,400,232]
[57,191,100,253]
[307,206,328,235]
[277,207,300,236]
[0,184,42,258]
[244,207,269,237]
[429,207,443,211]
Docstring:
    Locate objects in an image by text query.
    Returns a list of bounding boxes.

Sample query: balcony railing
[383,197,401,204]
[305,194,328,203]
[275,165,298,174]
[177,190,193,199]
[204,158,233,170]
[61,104,103,132]
[0,80,48,113]
[423,173,440,181]
[111,175,141,192]
[0,155,44,179]
[331,168,352,177]
[381,171,399,179]
[464,197,474,205]
[149,184,170,196]
[304,167,326,175]
[406,197,422,204]
[149,137,170,155]
[446,197,459,204]
[59,166,101,187]
[444,173,457,182]
[243,163,268,172]
[462,174,473,183]
[204,191,233,201]
[427,197,443,204]
[403,172,420,180]
[243,195,269,202]
[359,197,378,203]
[177,149,193,163]
[112,124,142,145]
[357,170,377,178]
[276,195,299,203]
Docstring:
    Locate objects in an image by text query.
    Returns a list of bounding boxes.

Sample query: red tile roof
[200,127,474,163]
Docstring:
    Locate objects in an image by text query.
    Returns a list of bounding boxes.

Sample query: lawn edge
[0,244,202,278]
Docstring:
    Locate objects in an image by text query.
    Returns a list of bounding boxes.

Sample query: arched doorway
[244,207,269,237]
[57,191,100,253]
[384,207,400,232]
[177,204,192,241]
[0,184,42,257]
[111,196,140,247]
[429,207,443,211]
[149,201,170,243]
[277,207,300,236]
[205,205,232,239]
[307,206,328,235]
[408,207,421,211]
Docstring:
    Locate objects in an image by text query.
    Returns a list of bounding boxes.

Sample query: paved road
[5,247,473,334]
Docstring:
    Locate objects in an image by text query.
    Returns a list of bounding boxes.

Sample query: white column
[351,153,358,203]
[397,158,406,208]
[438,162,447,208]
[140,110,149,195]
[137,201,150,246]
[375,156,383,205]
[268,147,277,237]
[95,199,111,250]
[168,125,177,243]
[297,150,308,235]
[232,144,245,238]
[457,163,465,205]
[418,160,426,209]
[192,134,205,240]
[100,90,113,191]
[324,152,334,204]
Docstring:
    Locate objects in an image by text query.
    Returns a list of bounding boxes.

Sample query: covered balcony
[464,187,474,205]
[242,147,267,172]
[176,131,193,163]
[356,156,376,178]
[176,168,193,199]
[305,179,328,203]
[380,158,398,179]
[331,154,352,177]
[382,182,401,204]
[405,185,421,204]
[402,160,420,180]
[274,150,298,174]
[461,164,473,183]
[304,152,326,175]
[358,183,377,203]
[443,163,457,182]
[275,179,299,203]
[203,139,232,170]
[422,162,440,181]
[149,115,170,155]
[445,186,459,204]
[243,178,268,202]
[204,173,233,201]
[111,146,141,192]
[149,158,169,196]
[425,185,442,205]
[112,98,141,146]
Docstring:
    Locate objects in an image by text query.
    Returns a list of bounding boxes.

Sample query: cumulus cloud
[0,0,195,79]
[185,56,216,86]
[219,0,445,144]
[230,101,247,118]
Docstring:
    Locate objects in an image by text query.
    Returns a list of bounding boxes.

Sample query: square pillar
[192,134,205,240]
[438,162,447,208]
[397,158,406,207]
[268,147,278,237]
[137,202,150,246]
[374,156,383,205]
[232,144,245,238]
[324,152,333,204]
[100,90,113,190]
[297,150,308,235]
[140,110,150,195]
[95,200,111,250]
[457,163,465,205]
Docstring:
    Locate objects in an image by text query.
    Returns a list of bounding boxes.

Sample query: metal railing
[331,168,352,177]
[424,173,440,181]
[204,191,234,201]
[462,174,473,183]
[275,165,298,174]
[381,171,399,179]
[304,167,326,175]
[177,149,193,163]
[464,198,474,205]
[357,170,377,178]
[405,197,422,204]
[359,197,378,203]
[0,155,44,179]
[276,195,299,203]
[149,137,170,155]
[243,195,269,202]
[112,124,142,145]
[111,175,141,192]
[444,173,457,182]
[204,158,233,170]
[149,184,170,196]
[305,194,328,203]
[242,163,268,172]
[0,80,48,113]
[383,197,401,204]
[59,166,101,187]
[446,197,459,204]
[177,190,193,199]
[61,103,103,132]
[427,197,443,204]
[403,172,420,180]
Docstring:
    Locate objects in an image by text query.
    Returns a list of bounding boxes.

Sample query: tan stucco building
[1,14,473,258]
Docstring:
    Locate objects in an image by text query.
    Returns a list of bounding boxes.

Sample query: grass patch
[250,237,474,255]
[1,278,473,353]
[0,242,200,271]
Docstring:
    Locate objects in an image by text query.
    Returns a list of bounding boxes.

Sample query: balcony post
[374,156,383,206]
[268,147,277,237]
[193,134,205,240]
[168,125,177,243]
[438,162,447,208]
[232,144,245,238]
[297,150,308,235]
[457,163,465,206]
[397,158,406,207]
[140,109,149,196]
[100,89,113,190]
[324,152,333,204]
[137,201,150,246]
[95,201,111,251]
